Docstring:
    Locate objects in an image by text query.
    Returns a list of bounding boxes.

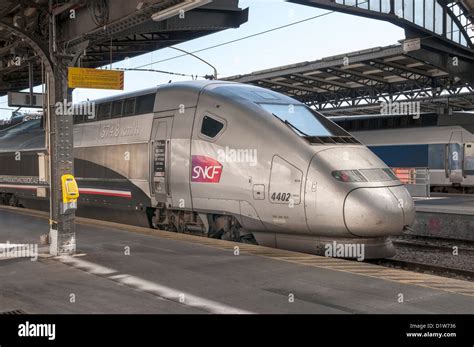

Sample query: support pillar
[48,62,76,256]
[47,5,76,255]
[0,17,77,256]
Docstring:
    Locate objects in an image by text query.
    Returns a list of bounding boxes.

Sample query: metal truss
[288,0,473,50]
[0,0,248,97]
[226,45,474,117]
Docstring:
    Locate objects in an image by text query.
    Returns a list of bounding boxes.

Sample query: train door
[304,155,319,233]
[445,131,463,184]
[168,107,195,210]
[463,142,474,176]
[150,117,173,204]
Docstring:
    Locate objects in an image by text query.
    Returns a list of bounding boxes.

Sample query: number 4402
[270,192,291,202]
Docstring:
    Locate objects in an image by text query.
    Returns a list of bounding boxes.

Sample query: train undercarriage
[148,206,257,244]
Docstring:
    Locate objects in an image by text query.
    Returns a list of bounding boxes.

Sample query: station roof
[0,0,248,97]
[462,0,474,14]
[225,44,474,117]
[289,1,473,50]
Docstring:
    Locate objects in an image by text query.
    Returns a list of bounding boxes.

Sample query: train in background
[331,112,474,193]
[0,81,415,258]
[0,111,42,130]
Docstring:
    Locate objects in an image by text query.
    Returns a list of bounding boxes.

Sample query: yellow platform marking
[1,205,473,297]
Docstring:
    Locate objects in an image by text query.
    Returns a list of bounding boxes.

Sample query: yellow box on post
[61,174,79,204]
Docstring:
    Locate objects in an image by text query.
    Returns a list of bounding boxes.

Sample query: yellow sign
[68,67,124,90]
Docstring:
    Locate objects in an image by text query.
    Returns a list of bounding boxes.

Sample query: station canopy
[0,0,248,96]
[225,44,474,117]
[289,0,473,50]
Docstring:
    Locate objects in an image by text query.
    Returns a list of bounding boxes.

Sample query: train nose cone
[343,186,415,237]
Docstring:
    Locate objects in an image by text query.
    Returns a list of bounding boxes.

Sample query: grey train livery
[0,81,415,258]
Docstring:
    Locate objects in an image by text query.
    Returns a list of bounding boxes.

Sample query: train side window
[349,120,356,131]
[200,115,225,139]
[97,102,111,121]
[413,116,422,126]
[400,116,408,127]
[422,114,438,126]
[85,108,96,122]
[362,119,370,130]
[369,118,379,130]
[136,94,156,114]
[394,117,401,128]
[73,114,84,124]
[386,117,395,128]
[123,98,136,116]
[111,100,123,118]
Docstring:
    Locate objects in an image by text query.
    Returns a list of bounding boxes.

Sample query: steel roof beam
[370,59,434,79]
[293,73,349,89]
[328,67,389,85]
[260,79,320,93]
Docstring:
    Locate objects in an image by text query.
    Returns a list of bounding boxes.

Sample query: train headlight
[332,170,367,183]
[332,168,399,183]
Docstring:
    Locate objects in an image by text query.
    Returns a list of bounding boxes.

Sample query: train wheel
[8,194,18,207]
[238,233,257,244]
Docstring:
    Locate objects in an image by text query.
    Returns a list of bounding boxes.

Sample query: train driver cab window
[258,103,349,137]
[200,115,225,139]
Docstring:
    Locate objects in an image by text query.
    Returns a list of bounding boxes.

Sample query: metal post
[47,2,76,256]
[0,13,76,256]
[28,62,34,106]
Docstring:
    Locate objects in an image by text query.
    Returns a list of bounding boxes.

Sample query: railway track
[392,234,474,254]
[369,234,474,281]
[371,258,474,281]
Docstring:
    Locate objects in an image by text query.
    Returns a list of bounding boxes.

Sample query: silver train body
[332,113,474,192]
[0,81,415,258]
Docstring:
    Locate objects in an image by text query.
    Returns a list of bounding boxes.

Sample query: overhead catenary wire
[128,1,471,71]
[115,67,205,78]
[131,9,338,70]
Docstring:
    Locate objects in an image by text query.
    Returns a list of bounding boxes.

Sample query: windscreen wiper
[272,113,309,136]
[284,120,309,136]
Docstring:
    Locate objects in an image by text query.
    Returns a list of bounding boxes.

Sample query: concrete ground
[414,194,474,215]
[0,207,473,314]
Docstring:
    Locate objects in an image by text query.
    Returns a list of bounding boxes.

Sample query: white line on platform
[57,256,117,276]
[57,256,254,314]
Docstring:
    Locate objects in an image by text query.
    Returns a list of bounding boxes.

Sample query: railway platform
[0,206,473,314]
[412,194,474,241]
[414,194,474,216]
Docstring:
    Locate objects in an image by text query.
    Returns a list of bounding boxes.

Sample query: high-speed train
[331,112,474,193]
[0,81,415,258]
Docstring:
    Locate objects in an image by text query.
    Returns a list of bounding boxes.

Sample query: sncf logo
[192,155,223,183]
